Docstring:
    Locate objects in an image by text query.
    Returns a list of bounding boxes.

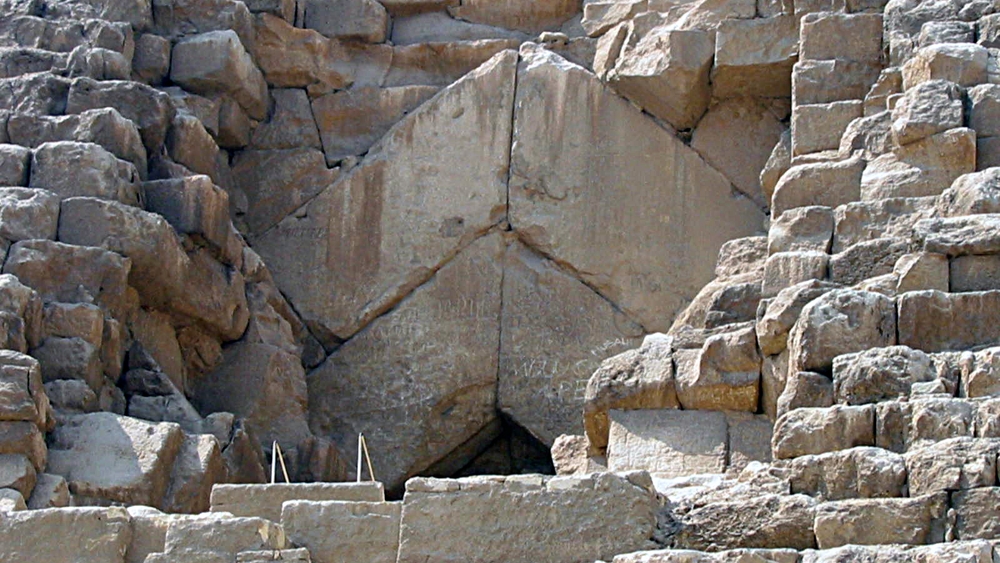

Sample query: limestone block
[0,507,133,563]
[898,290,1000,352]
[904,437,1000,495]
[771,156,864,219]
[384,39,520,87]
[311,84,437,164]
[673,494,818,551]
[861,128,976,203]
[163,515,288,554]
[977,136,1000,170]
[0,188,58,242]
[584,337,678,452]
[510,45,758,332]
[791,101,863,157]
[711,15,796,99]
[891,79,963,145]
[839,111,894,159]
[607,28,714,130]
[813,493,947,548]
[607,409,727,476]
[152,0,253,44]
[832,197,936,253]
[255,50,515,345]
[939,169,1000,216]
[0,144,29,187]
[250,88,321,151]
[582,1,647,37]
[281,500,400,563]
[767,206,834,255]
[249,14,351,92]
[828,237,910,286]
[7,108,148,174]
[677,325,760,411]
[875,397,975,452]
[832,346,935,405]
[716,236,769,279]
[165,112,220,179]
[902,43,988,88]
[757,280,838,357]
[27,472,70,509]
[131,33,170,84]
[0,421,45,471]
[953,487,1000,540]
[593,21,629,78]
[792,59,885,107]
[306,234,503,490]
[162,433,225,514]
[170,30,267,120]
[29,141,140,205]
[895,252,949,292]
[0,454,35,498]
[143,175,231,253]
[391,12,529,45]
[211,482,384,522]
[691,98,785,207]
[951,254,1000,291]
[397,472,659,563]
[784,447,906,500]
[864,67,902,116]
[761,252,829,298]
[447,0,581,33]
[47,412,183,507]
[303,0,389,42]
[66,77,175,154]
[775,370,831,417]
[799,13,883,62]
[772,405,875,459]
[33,336,102,391]
[0,72,72,116]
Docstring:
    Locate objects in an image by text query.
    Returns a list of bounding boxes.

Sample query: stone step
[161,514,288,555]
[209,482,385,522]
[280,500,400,563]
[612,540,998,562]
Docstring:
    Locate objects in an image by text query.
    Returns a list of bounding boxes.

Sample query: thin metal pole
[271,441,277,484]
[276,443,291,484]
[356,433,363,483]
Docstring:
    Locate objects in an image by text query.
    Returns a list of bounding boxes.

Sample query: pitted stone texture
[512,46,762,333]
[772,405,875,459]
[397,472,659,563]
[255,50,514,345]
[861,128,976,200]
[813,493,948,549]
[783,447,907,501]
[771,156,864,219]
[672,494,818,552]
[898,290,1000,352]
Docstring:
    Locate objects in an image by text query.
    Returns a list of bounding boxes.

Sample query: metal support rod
[357,434,363,483]
[361,434,376,482]
[270,441,277,484]
[276,443,291,484]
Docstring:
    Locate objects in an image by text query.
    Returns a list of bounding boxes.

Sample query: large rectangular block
[898,290,1000,352]
[607,409,727,477]
[397,473,659,563]
[0,507,132,563]
[210,482,385,522]
[281,500,400,563]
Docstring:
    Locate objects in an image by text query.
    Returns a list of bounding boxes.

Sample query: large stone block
[757,279,838,357]
[799,13,883,62]
[793,59,882,106]
[607,28,714,130]
[0,507,133,563]
[29,141,140,205]
[282,500,400,563]
[676,326,760,412]
[255,50,515,345]
[0,144,30,186]
[170,30,267,120]
[861,128,976,200]
[953,487,1000,540]
[711,15,796,99]
[500,240,642,446]
[302,0,388,43]
[311,84,438,165]
[783,447,906,500]
[904,437,1000,496]
[673,494,818,552]
[66,77,175,154]
[152,0,253,44]
[832,346,934,405]
[163,515,288,554]
[607,409,726,476]
[791,101,863,156]
[447,0,581,33]
[249,14,351,92]
[898,290,1000,352]
[512,45,762,333]
[772,405,875,459]
[47,412,184,507]
[771,156,864,219]
[397,472,659,563]
[902,43,988,88]
[891,79,963,145]
[307,234,503,490]
[875,397,975,453]
[813,493,948,549]
[211,482,384,522]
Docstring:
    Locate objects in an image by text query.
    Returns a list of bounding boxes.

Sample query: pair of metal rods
[356,433,376,483]
[270,441,291,484]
